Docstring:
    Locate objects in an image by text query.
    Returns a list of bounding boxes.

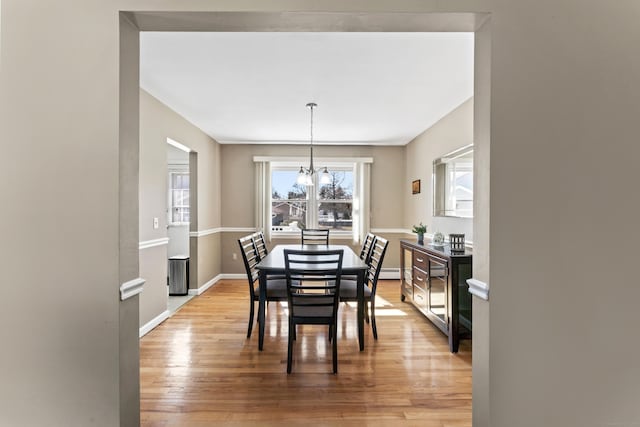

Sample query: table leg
[357,269,365,351]
[258,271,266,351]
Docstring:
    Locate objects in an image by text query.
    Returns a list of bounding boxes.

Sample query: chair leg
[287,321,294,374]
[371,299,378,340]
[247,300,255,338]
[332,323,338,374]
[364,301,370,324]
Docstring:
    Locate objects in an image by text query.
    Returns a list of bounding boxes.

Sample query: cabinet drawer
[413,250,428,271]
[412,267,428,291]
[413,285,428,309]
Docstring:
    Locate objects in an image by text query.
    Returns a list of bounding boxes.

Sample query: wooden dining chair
[301,228,330,245]
[238,235,288,338]
[251,231,268,260]
[339,236,388,340]
[342,232,376,283]
[284,249,344,374]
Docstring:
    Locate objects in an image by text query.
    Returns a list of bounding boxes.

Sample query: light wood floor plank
[140,279,472,425]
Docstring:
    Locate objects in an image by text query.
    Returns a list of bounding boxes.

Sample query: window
[271,166,353,233]
[255,157,371,243]
[169,170,190,224]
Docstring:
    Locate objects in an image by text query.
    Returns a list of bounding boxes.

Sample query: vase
[417,233,424,245]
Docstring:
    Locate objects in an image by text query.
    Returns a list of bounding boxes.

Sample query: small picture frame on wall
[412,179,421,194]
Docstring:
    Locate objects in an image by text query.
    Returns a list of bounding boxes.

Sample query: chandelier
[297,102,331,186]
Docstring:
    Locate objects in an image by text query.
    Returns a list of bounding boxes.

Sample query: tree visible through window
[318,171,353,231]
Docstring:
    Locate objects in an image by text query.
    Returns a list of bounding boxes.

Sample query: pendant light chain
[298,102,330,186]
[308,102,316,173]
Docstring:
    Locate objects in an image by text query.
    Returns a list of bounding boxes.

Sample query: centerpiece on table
[412,222,427,245]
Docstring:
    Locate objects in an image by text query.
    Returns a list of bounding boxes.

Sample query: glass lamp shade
[297,168,315,186]
[296,167,307,185]
[320,167,331,184]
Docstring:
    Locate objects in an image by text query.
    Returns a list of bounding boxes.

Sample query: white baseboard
[218,273,245,280]
[139,309,170,337]
[188,275,218,296]
[379,268,400,280]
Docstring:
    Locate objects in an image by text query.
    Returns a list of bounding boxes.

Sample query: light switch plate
[153,217,159,229]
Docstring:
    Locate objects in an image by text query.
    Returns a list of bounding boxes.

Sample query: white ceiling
[140,32,474,146]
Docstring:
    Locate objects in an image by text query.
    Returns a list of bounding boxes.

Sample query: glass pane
[173,190,189,207]
[318,201,352,231]
[403,248,413,286]
[169,172,190,223]
[317,170,353,230]
[429,258,447,322]
[172,208,181,223]
[272,170,306,200]
[272,169,308,231]
[458,263,472,331]
[318,170,353,200]
[172,173,189,190]
[271,201,307,230]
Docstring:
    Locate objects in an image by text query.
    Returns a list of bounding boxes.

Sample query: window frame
[168,165,190,226]
[270,162,355,238]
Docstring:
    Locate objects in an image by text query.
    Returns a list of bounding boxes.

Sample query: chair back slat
[284,249,343,316]
[252,231,269,260]
[301,229,330,245]
[359,232,376,262]
[367,236,389,289]
[238,235,260,296]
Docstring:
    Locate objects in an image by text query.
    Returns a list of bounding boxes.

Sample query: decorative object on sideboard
[411,179,421,194]
[412,222,427,245]
[449,234,465,253]
[432,231,445,246]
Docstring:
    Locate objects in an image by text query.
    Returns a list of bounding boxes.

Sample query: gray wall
[139,89,222,330]
[404,97,474,241]
[2,3,639,427]
[219,143,405,275]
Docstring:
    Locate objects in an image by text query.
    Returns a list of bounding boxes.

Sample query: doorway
[120,10,491,425]
[166,138,194,312]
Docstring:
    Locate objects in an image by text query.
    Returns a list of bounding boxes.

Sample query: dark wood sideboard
[400,239,472,353]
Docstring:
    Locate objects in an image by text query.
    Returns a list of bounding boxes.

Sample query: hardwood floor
[140,280,472,426]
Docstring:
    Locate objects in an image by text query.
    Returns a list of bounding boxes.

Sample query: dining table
[255,244,369,351]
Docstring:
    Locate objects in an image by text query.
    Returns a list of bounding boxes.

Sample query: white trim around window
[253,156,373,164]
[262,157,372,244]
